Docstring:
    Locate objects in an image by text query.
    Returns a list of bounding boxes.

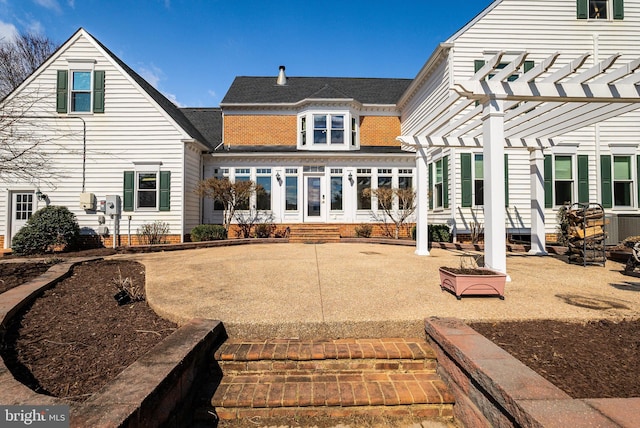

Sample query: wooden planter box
[439,267,506,300]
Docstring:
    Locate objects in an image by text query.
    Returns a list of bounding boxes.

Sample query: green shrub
[11,206,80,255]
[355,224,373,238]
[190,224,227,241]
[429,224,451,242]
[410,224,451,242]
[138,220,170,245]
[254,223,275,238]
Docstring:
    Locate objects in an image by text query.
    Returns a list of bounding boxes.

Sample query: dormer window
[298,111,358,150]
[577,0,624,20]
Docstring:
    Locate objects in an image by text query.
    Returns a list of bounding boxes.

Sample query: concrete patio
[120,242,640,339]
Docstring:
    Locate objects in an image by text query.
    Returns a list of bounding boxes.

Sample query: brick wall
[360,116,402,147]
[224,115,297,146]
[223,114,402,148]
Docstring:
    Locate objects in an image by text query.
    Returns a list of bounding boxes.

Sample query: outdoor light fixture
[348,172,354,185]
[276,172,282,185]
[36,189,47,201]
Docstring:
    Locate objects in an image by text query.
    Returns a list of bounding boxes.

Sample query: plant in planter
[439,253,506,300]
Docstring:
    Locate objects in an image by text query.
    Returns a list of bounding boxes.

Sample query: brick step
[205,338,455,422]
[219,358,436,373]
[215,338,436,361]
[288,226,341,243]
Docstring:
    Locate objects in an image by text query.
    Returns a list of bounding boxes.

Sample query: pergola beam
[401,52,640,281]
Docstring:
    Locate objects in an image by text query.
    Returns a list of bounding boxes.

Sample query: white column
[529,148,548,255]
[482,97,507,274]
[415,147,430,256]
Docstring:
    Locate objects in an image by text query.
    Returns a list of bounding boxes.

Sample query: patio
[124,242,640,338]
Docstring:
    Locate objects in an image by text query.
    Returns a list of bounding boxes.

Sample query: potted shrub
[439,253,506,300]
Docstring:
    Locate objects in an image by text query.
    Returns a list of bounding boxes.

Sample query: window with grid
[357,168,371,210]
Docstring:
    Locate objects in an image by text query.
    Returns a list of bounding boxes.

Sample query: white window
[613,156,632,207]
[137,172,157,209]
[434,159,444,209]
[357,168,371,210]
[256,168,272,211]
[298,112,358,149]
[285,168,298,211]
[330,169,343,211]
[313,114,345,144]
[71,71,92,112]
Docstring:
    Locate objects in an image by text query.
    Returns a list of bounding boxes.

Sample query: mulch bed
[1,259,177,402]
[0,262,53,293]
[470,319,640,399]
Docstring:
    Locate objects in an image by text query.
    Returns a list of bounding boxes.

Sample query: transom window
[71,71,92,112]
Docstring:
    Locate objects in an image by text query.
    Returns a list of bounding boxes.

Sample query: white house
[0,29,220,249]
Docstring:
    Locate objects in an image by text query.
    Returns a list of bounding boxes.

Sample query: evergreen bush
[11,206,80,255]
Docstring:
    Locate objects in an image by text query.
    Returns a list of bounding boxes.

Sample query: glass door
[305,176,325,221]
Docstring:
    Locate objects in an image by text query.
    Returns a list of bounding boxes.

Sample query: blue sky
[0,0,490,107]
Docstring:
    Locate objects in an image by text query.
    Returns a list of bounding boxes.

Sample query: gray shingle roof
[180,108,222,148]
[221,76,412,105]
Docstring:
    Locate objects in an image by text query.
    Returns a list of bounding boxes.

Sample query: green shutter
[578,155,589,203]
[504,154,509,207]
[123,171,134,211]
[443,156,449,209]
[159,171,171,211]
[428,163,433,210]
[93,70,105,113]
[524,61,534,73]
[577,0,588,18]
[613,0,624,19]
[56,70,68,113]
[601,155,612,208]
[461,153,472,207]
[544,155,553,208]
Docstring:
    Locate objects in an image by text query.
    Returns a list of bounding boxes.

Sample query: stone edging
[425,317,639,428]
[0,258,225,428]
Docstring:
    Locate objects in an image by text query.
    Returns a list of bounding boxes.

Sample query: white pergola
[398,51,640,275]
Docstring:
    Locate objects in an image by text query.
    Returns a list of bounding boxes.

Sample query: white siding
[1,31,196,246]
[184,142,203,234]
[402,0,640,238]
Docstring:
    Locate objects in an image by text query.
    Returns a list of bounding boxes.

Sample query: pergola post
[529,148,548,255]
[482,96,507,274]
[415,147,430,255]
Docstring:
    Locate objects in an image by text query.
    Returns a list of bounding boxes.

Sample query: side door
[10,192,35,244]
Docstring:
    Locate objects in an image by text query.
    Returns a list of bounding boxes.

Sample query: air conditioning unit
[80,192,96,210]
